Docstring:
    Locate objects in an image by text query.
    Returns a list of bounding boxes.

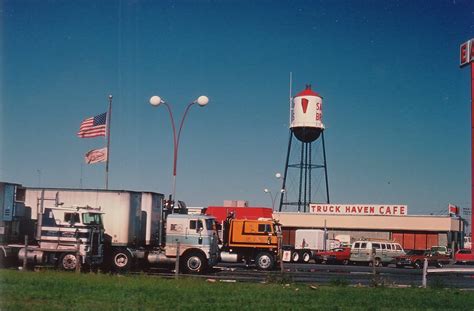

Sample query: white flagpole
[105,94,112,189]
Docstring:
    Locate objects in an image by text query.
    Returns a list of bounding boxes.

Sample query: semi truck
[25,187,219,274]
[0,183,104,270]
[218,213,281,270]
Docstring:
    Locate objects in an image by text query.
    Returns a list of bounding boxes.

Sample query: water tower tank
[290,84,324,142]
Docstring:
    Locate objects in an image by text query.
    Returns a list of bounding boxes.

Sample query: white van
[350,240,405,266]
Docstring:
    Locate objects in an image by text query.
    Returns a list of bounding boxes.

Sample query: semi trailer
[25,187,219,274]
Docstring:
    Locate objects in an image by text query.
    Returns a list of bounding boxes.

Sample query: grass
[0,270,474,310]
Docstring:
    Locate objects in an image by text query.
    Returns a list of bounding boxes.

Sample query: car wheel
[374,258,381,267]
[342,259,349,265]
[436,262,443,268]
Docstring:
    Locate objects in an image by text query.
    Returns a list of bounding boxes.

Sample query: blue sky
[1,0,473,217]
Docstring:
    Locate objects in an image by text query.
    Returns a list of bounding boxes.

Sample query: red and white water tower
[278,84,330,212]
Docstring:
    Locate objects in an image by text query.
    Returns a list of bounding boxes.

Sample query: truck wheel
[255,252,274,271]
[60,253,79,271]
[302,251,311,263]
[111,249,132,272]
[182,252,207,274]
[291,251,300,263]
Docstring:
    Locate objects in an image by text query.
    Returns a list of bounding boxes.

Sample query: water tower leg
[298,140,304,212]
[322,132,330,204]
[279,130,293,212]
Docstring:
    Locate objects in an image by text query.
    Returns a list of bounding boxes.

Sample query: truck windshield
[205,218,216,231]
[82,213,103,226]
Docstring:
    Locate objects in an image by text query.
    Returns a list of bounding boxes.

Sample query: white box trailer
[25,188,164,248]
[284,229,326,263]
[295,229,325,251]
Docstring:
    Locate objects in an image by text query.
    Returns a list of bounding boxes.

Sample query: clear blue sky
[1,0,473,217]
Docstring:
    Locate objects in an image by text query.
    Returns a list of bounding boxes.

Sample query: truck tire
[59,253,79,271]
[255,252,275,271]
[111,249,132,272]
[302,251,311,263]
[291,251,300,263]
[182,252,207,274]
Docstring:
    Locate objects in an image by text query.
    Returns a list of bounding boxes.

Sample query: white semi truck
[25,187,219,274]
[0,183,104,270]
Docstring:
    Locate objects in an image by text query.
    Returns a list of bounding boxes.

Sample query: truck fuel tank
[147,251,176,265]
[219,251,239,263]
[18,247,45,264]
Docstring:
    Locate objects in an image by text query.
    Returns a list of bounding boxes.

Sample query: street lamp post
[149,94,209,208]
[264,188,285,210]
[264,173,285,211]
[264,188,275,210]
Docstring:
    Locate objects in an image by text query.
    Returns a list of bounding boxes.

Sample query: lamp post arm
[161,102,178,171]
[174,102,196,176]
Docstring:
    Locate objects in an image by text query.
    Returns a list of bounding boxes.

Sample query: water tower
[278,84,330,212]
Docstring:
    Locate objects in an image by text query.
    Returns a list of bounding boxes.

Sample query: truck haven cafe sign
[310,204,408,216]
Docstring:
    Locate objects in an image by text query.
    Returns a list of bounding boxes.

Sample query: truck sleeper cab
[350,240,405,267]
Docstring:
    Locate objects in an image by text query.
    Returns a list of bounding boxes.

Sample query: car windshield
[82,213,103,226]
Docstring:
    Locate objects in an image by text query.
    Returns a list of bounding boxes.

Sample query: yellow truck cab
[220,216,281,270]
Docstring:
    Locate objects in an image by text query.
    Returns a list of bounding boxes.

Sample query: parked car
[454,249,474,265]
[314,247,351,265]
[430,246,451,256]
[350,240,405,267]
[395,250,451,269]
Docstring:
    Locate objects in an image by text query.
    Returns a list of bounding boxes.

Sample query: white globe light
[196,95,209,106]
[264,188,270,193]
[150,95,162,106]
[275,173,282,179]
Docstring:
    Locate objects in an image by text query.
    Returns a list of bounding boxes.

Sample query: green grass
[0,270,473,310]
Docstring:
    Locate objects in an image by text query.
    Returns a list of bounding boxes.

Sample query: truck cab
[141,214,219,274]
[22,206,104,270]
[220,216,281,270]
[163,214,219,273]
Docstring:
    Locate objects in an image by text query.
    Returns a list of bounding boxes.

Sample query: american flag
[77,112,107,138]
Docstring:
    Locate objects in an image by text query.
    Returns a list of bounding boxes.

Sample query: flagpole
[105,94,112,190]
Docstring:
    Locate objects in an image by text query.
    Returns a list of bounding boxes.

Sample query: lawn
[0,270,473,310]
